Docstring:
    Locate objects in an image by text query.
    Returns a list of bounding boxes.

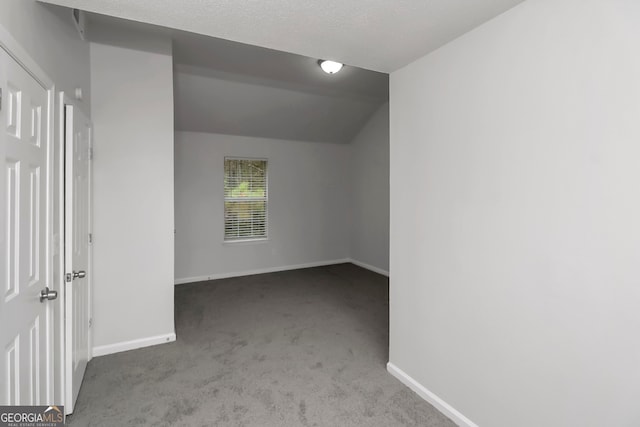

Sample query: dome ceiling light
[318,60,344,74]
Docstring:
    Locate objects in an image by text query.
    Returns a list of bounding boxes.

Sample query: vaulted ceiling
[41,0,526,143]
[87,13,388,143]
[172,32,387,143]
[39,0,526,73]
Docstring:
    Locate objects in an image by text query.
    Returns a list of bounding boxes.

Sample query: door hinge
[88,147,93,160]
[89,233,93,244]
[66,273,72,282]
[89,318,93,328]
[0,88,3,112]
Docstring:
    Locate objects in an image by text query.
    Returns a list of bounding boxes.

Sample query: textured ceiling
[39,0,526,73]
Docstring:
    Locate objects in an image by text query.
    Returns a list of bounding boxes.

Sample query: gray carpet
[67,263,455,426]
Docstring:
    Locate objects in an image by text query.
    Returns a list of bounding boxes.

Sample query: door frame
[61,97,93,414]
[0,25,57,404]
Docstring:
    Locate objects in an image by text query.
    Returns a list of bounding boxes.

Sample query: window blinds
[224,158,268,240]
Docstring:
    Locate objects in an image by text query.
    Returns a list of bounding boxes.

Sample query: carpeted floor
[67,263,455,426]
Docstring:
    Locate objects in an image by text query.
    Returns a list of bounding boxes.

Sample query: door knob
[40,287,58,302]
[73,270,86,279]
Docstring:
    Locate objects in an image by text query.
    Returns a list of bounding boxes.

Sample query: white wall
[90,37,175,353]
[174,132,351,282]
[350,103,389,273]
[389,1,640,426]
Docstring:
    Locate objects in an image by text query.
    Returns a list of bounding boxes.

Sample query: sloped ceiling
[87,14,388,143]
[172,32,388,143]
[39,0,526,73]
[174,67,385,144]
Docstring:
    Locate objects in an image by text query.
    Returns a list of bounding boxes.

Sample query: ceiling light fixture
[319,60,344,74]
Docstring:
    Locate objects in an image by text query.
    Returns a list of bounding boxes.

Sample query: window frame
[223,156,269,243]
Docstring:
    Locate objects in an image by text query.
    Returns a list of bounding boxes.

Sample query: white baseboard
[93,332,176,357]
[348,258,389,277]
[175,258,351,285]
[387,362,478,427]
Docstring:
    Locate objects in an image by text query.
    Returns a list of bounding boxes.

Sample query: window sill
[223,237,270,245]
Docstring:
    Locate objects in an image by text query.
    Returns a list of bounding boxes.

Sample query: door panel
[0,48,51,405]
[64,104,91,415]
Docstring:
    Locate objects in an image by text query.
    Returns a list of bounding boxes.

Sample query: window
[224,158,268,241]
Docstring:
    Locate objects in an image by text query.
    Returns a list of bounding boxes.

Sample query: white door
[0,47,53,405]
[64,103,91,414]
